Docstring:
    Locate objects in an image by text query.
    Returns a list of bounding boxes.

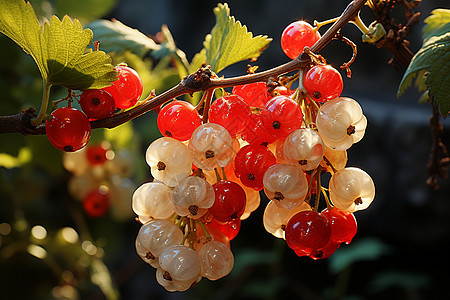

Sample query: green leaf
[423,9,450,42]
[398,9,450,117]
[204,3,272,73]
[0,0,117,90]
[88,18,160,57]
[329,238,391,274]
[55,0,117,24]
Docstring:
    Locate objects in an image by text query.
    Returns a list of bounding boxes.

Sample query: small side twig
[333,32,358,78]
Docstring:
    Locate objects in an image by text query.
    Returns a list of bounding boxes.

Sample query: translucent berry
[82,186,110,218]
[316,97,367,151]
[79,89,116,120]
[189,221,230,252]
[263,200,311,239]
[329,167,375,213]
[209,180,246,222]
[240,186,261,220]
[172,176,215,219]
[303,64,343,102]
[208,94,252,137]
[283,128,324,171]
[321,207,357,244]
[146,137,192,187]
[234,144,277,191]
[199,241,234,281]
[135,219,183,268]
[263,163,308,210]
[157,100,202,141]
[132,182,175,223]
[188,123,234,171]
[320,145,348,172]
[281,20,321,59]
[209,218,241,241]
[285,210,331,256]
[62,147,89,176]
[46,107,91,152]
[103,65,143,109]
[86,143,110,166]
[232,82,270,107]
[156,245,202,292]
[241,113,277,146]
[261,95,303,140]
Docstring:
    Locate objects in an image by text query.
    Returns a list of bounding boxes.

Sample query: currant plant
[2,0,447,297]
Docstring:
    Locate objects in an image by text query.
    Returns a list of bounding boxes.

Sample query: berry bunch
[46,65,143,152]
[131,20,375,291]
[63,141,136,220]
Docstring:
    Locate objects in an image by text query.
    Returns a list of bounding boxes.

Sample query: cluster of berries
[46,65,143,152]
[63,141,135,220]
[132,19,375,291]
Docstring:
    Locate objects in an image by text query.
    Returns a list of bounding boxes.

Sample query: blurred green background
[1,0,449,299]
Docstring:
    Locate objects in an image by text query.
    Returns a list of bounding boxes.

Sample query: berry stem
[314,171,322,212]
[30,80,52,127]
[201,89,215,124]
[350,12,371,35]
[214,167,222,182]
[196,219,212,240]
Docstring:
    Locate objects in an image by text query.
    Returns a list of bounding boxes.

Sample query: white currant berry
[316,97,367,151]
[263,163,309,209]
[62,147,89,175]
[172,176,215,219]
[132,182,175,222]
[283,128,324,171]
[108,176,135,221]
[320,145,347,172]
[156,245,202,291]
[146,137,192,187]
[105,149,135,178]
[263,200,311,239]
[240,186,261,220]
[188,123,234,171]
[199,240,234,281]
[329,167,375,212]
[135,219,184,268]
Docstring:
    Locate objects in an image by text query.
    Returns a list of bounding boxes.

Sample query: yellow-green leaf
[204,3,272,73]
[0,0,117,90]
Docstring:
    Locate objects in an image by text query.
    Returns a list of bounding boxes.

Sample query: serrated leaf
[204,3,272,73]
[398,9,450,117]
[88,19,160,57]
[0,0,116,90]
[423,9,450,42]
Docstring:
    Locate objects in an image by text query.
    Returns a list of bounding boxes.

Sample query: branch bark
[0,0,367,135]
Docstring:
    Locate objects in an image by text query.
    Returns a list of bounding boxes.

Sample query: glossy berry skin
[46,107,91,152]
[83,187,110,218]
[157,100,201,141]
[281,21,321,59]
[209,180,246,223]
[232,82,270,107]
[304,65,343,102]
[285,211,331,256]
[321,207,357,244]
[79,89,116,120]
[234,144,277,191]
[242,113,277,146]
[103,65,143,109]
[209,218,241,241]
[208,94,252,137]
[261,95,303,140]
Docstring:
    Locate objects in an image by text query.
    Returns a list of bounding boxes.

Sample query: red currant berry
[209,218,241,241]
[46,107,91,152]
[103,65,143,109]
[309,240,340,260]
[281,21,321,59]
[209,180,246,223]
[303,65,343,102]
[79,89,116,120]
[208,94,252,137]
[82,187,110,218]
[157,100,202,141]
[234,144,277,191]
[86,143,109,166]
[285,210,331,256]
[242,113,277,146]
[272,86,293,97]
[232,82,270,107]
[261,95,303,140]
[321,207,357,244]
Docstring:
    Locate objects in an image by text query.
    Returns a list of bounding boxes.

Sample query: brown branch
[0,0,367,135]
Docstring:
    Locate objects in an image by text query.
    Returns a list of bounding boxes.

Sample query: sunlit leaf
[0,0,117,90]
[203,3,272,73]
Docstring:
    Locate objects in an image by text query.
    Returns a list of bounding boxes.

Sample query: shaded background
[1,0,449,299]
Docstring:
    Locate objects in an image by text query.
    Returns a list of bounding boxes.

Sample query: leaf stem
[31,80,52,127]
